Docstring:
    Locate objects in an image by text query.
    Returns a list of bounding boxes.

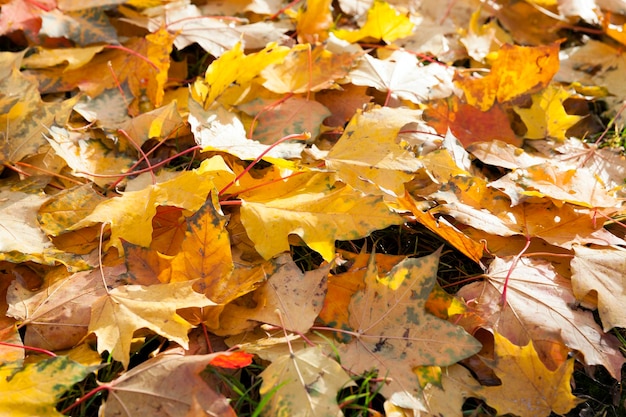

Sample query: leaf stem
[0,341,56,357]
[218,132,310,197]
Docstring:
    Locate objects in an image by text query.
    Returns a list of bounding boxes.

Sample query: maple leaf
[28,29,174,112]
[571,245,626,331]
[349,51,455,105]
[262,43,359,94]
[456,42,560,111]
[238,96,330,144]
[102,350,236,417]
[457,256,625,379]
[217,255,329,335]
[259,346,354,417]
[294,0,333,43]
[165,196,234,288]
[0,356,96,417]
[0,66,77,167]
[188,99,306,161]
[89,281,215,367]
[6,262,125,351]
[69,157,234,251]
[424,96,522,147]
[192,41,290,108]
[37,184,107,237]
[558,40,626,116]
[479,332,581,417]
[338,248,481,399]
[38,7,118,46]
[333,0,414,43]
[489,162,619,208]
[326,106,424,196]
[514,85,582,141]
[240,171,404,261]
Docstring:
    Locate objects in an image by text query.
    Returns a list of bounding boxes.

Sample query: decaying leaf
[338,248,481,399]
[259,346,354,417]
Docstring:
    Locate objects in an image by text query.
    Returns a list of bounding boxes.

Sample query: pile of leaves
[1,0,626,416]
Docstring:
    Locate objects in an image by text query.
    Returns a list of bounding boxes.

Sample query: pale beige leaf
[259,346,354,417]
[571,245,626,331]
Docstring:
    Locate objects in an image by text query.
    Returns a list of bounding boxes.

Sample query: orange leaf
[208,351,254,369]
[424,96,522,147]
[456,42,560,111]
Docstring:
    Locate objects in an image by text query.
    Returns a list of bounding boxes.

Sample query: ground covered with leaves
[1,0,626,416]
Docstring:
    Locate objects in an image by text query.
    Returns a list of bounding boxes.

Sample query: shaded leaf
[103,351,236,417]
[259,346,354,417]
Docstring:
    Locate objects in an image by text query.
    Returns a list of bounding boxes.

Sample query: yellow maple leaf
[70,156,234,251]
[89,281,214,368]
[514,85,582,141]
[480,332,581,417]
[192,42,290,108]
[456,42,560,111]
[333,0,414,43]
[294,0,333,43]
[326,106,423,197]
[240,172,404,261]
[0,357,95,417]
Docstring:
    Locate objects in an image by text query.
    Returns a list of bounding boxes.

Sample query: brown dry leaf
[457,256,625,379]
[216,255,328,335]
[6,262,125,351]
[29,29,175,112]
[103,350,236,417]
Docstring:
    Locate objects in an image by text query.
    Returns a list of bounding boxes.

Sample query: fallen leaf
[338,249,481,400]
[479,332,581,417]
[349,51,455,104]
[571,245,626,331]
[262,43,358,94]
[217,255,328,335]
[259,346,354,417]
[0,356,96,417]
[514,85,582,141]
[457,256,625,379]
[456,42,560,111]
[333,0,414,43]
[326,106,423,196]
[103,351,236,417]
[240,172,404,261]
[89,281,215,367]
